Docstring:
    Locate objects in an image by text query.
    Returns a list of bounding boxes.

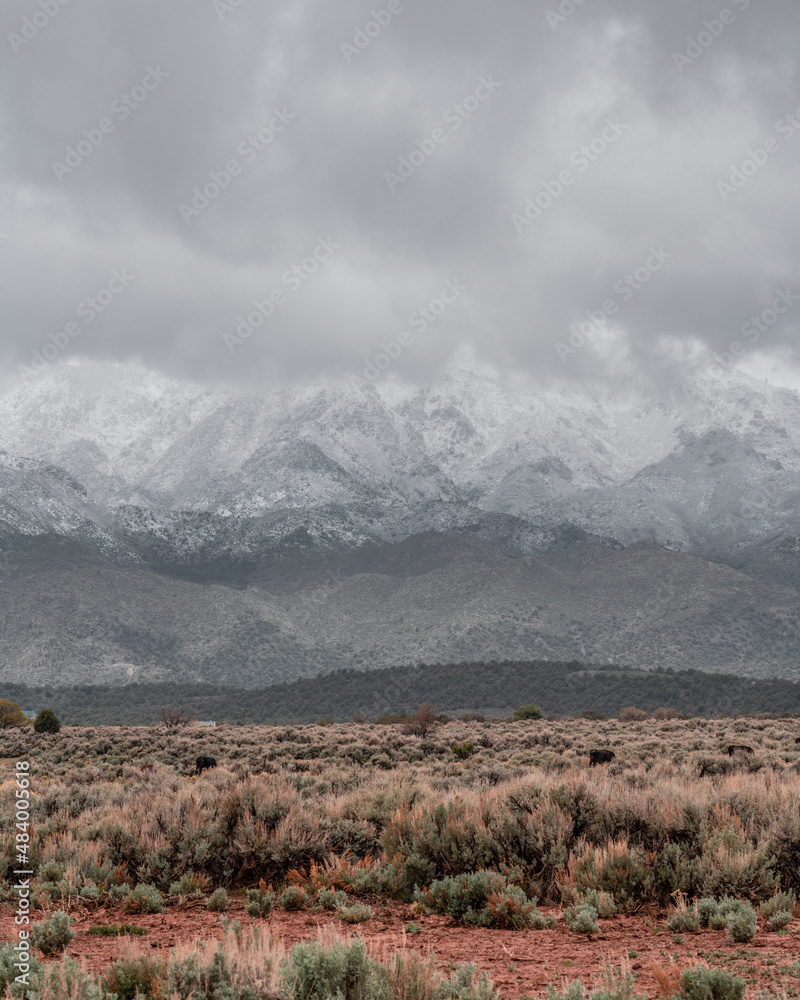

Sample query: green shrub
[80,882,100,900]
[697,896,751,934]
[123,883,165,914]
[546,964,646,1000]
[336,904,373,924]
[678,967,745,1000]
[513,704,543,721]
[767,910,792,930]
[103,955,164,1000]
[697,828,777,901]
[667,901,700,933]
[758,889,795,930]
[726,903,756,943]
[86,924,148,937]
[416,872,555,930]
[36,955,117,1000]
[33,708,61,733]
[0,940,42,997]
[564,903,599,935]
[245,886,276,917]
[206,887,230,912]
[283,936,389,1000]
[37,860,63,882]
[168,871,206,897]
[108,883,131,901]
[577,889,617,918]
[31,911,75,956]
[567,843,652,912]
[318,888,348,910]
[697,897,719,927]
[278,885,309,911]
[452,742,475,760]
[483,885,556,930]
[415,870,504,923]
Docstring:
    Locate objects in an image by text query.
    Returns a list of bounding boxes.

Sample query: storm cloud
[1,0,799,390]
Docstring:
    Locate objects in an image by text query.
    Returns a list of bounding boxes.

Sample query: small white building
[196,720,216,727]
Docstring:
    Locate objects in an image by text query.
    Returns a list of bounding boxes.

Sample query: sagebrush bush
[679,967,745,1000]
[123,882,165,914]
[245,883,276,917]
[564,903,599,935]
[336,903,373,923]
[415,871,554,930]
[206,887,230,912]
[103,954,164,1000]
[726,902,757,943]
[318,888,348,910]
[31,911,75,956]
[758,889,795,930]
[278,885,309,911]
[667,897,700,933]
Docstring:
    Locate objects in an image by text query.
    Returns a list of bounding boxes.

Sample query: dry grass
[1,716,799,911]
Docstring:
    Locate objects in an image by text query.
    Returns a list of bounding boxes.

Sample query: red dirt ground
[3,897,799,998]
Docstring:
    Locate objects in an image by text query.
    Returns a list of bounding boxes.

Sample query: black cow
[795,737,800,744]
[727,744,753,756]
[196,755,217,775]
[589,749,615,766]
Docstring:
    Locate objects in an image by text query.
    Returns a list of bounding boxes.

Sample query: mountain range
[1,351,799,686]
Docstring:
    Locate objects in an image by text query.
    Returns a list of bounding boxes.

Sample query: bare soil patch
[4,897,799,998]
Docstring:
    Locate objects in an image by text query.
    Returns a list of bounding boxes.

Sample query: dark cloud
[1,0,798,390]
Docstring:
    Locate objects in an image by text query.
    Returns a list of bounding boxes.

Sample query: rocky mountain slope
[1,352,799,685]
[1,531,799,686]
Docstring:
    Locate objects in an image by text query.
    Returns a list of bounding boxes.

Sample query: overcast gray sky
[1,0,799,391]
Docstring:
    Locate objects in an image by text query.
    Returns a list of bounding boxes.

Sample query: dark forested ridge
[3,659,800,725]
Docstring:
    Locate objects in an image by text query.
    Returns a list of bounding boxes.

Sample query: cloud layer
[1,0,799,390]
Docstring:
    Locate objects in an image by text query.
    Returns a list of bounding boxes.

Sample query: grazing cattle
[140,763,155,774]
[195,755,217,775]
[589,749,615,766]
[795,737,800,744]
[727,744,754,756]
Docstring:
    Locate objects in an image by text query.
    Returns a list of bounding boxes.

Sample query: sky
[1,0,799,393]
